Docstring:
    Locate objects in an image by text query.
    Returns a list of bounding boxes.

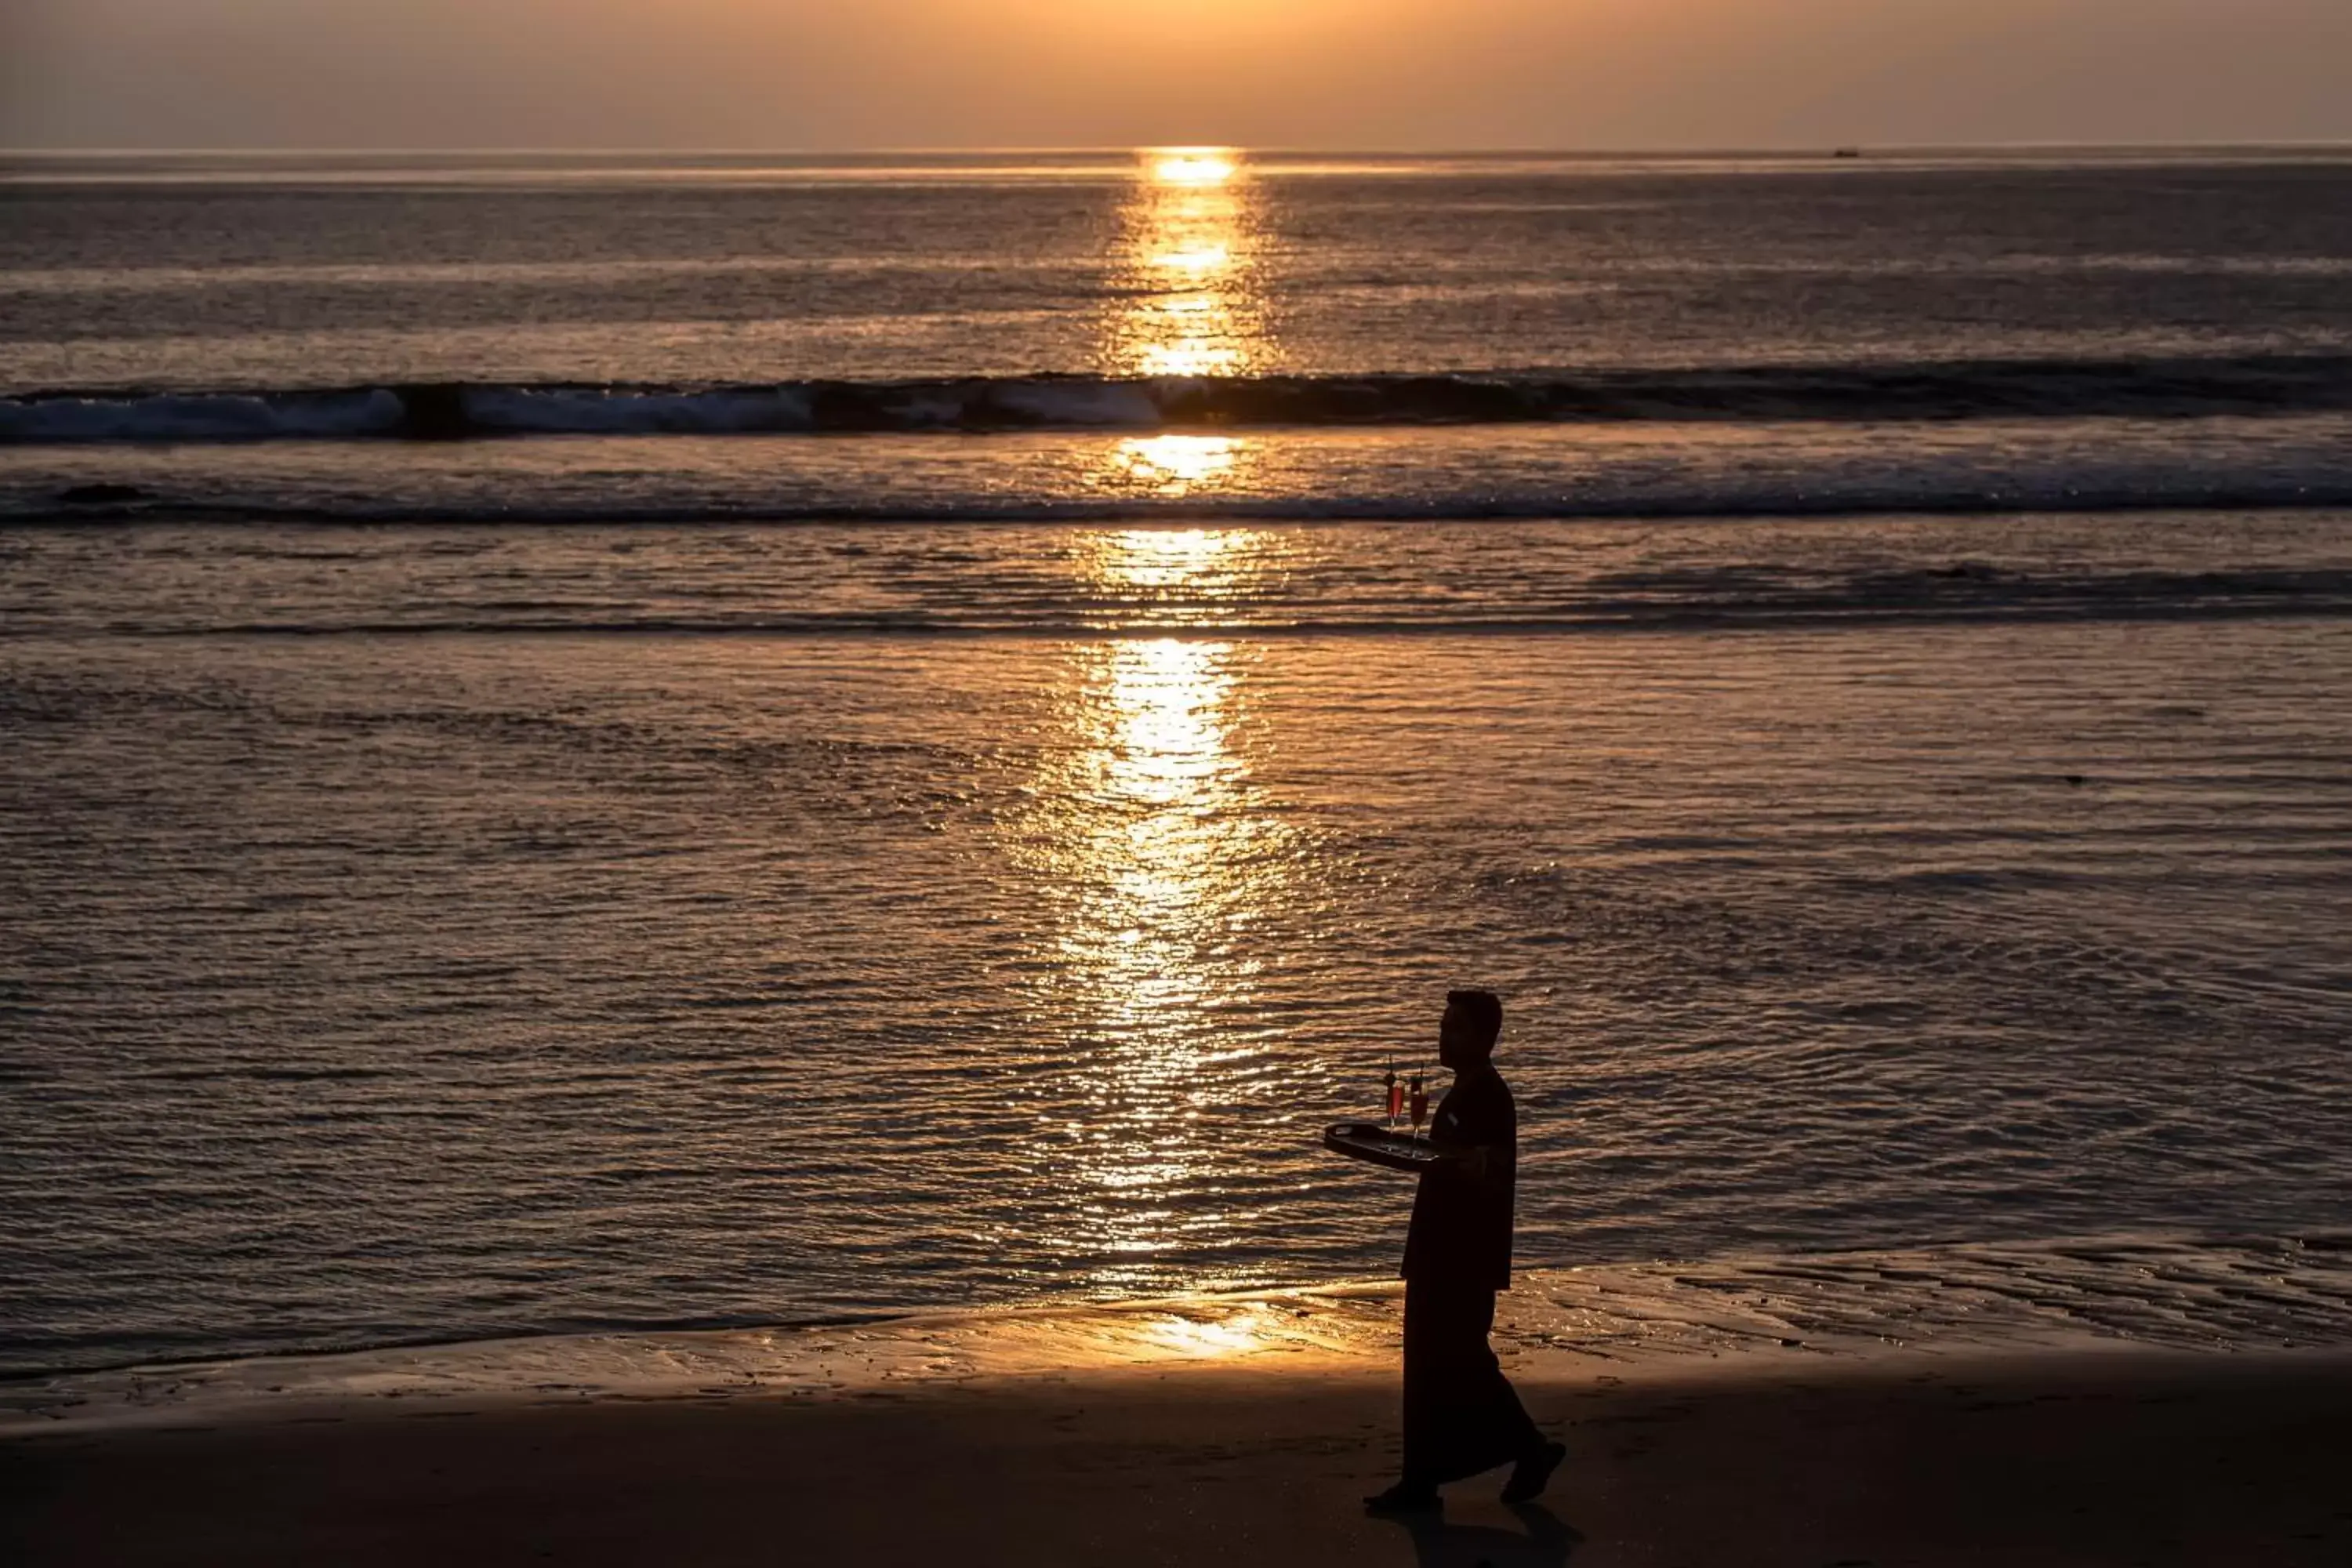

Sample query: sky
[5,0,2350,151]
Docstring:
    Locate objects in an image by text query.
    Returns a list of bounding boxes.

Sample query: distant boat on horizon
[1834,147,1864,159]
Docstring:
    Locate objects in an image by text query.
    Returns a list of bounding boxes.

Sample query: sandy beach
[9,1260,2352,1568]
[6,1345,2349,1566]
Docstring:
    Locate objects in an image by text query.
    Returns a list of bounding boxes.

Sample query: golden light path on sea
[1103,434,1243,498]
[1112,148,1262,380]
[1019,528,1300,1301]
[1152,150,1240,187]
[1089,150,1272,503]
[1022,153,1290,1312]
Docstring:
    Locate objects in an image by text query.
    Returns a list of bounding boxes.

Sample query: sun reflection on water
[1014,529,1299,1290]
[1090,151,1273,503]
[1104,147,1272,383]
[1104,435,1243,499]
[1152,151,1240,187]
[1058,629,1248,1029]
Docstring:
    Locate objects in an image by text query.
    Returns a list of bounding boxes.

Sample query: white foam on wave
[462,386,815,435]
[985,379,1164,426]
[6,354,2352,445]
[0,389,406,444]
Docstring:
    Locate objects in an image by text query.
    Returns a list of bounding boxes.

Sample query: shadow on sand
[1374,1501,1580,1567]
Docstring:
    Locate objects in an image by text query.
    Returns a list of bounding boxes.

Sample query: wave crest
[9,354,2352,445]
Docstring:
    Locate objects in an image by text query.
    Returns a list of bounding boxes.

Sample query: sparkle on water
[1019,530,1298,1288]
[1098,435,1250,498]
[1149,151,1240,187]
[1104,149,1271,382]
[6,513,2352,1372]
[9,150,2352,1378]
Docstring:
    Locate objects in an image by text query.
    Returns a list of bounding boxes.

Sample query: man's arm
[1426,1137,1501,1183]
[1428,1079,1512,1184]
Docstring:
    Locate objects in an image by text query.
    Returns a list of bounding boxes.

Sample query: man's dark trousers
[1401,1276,1543,1485]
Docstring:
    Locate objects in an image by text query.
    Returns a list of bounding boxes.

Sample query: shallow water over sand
[9,1236,2349,1432]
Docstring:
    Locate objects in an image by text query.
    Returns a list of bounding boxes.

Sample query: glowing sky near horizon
[5,0,2350,150]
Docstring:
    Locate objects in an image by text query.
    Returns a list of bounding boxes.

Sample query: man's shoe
[1501,1440,1566,1503]
[1363,1481,1442,1515]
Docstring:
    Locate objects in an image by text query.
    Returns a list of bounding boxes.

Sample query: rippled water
[5,151,2351,1375]
[5,514,2350,1374]
[9,148,2352,522]
[13,149,2350,393]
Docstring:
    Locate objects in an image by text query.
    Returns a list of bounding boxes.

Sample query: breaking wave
[21,564,2352,640]
[10,354,2352,445]
[20,477,2352,528]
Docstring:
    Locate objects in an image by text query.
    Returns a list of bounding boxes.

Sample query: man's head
[1439,989,1502,1069]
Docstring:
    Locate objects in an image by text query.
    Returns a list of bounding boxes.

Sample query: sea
[4,148,2351,1384]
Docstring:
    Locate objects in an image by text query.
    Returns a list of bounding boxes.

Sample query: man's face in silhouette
[1438,1000,1491,1072]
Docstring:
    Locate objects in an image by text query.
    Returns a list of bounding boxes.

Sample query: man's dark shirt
[1402,1062,1517,1292]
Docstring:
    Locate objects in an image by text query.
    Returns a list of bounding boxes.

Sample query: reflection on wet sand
[21,1232,2352,1425]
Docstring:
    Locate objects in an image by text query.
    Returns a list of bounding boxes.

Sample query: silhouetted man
[1365,989,1565,1514]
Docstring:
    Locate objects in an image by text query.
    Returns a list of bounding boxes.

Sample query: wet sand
[7,1349,2350,1566]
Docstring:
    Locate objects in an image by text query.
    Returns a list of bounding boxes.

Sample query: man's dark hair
[1447,989,1503,1051]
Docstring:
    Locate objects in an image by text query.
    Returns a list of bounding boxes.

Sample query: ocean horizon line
[10,140,2352,160]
